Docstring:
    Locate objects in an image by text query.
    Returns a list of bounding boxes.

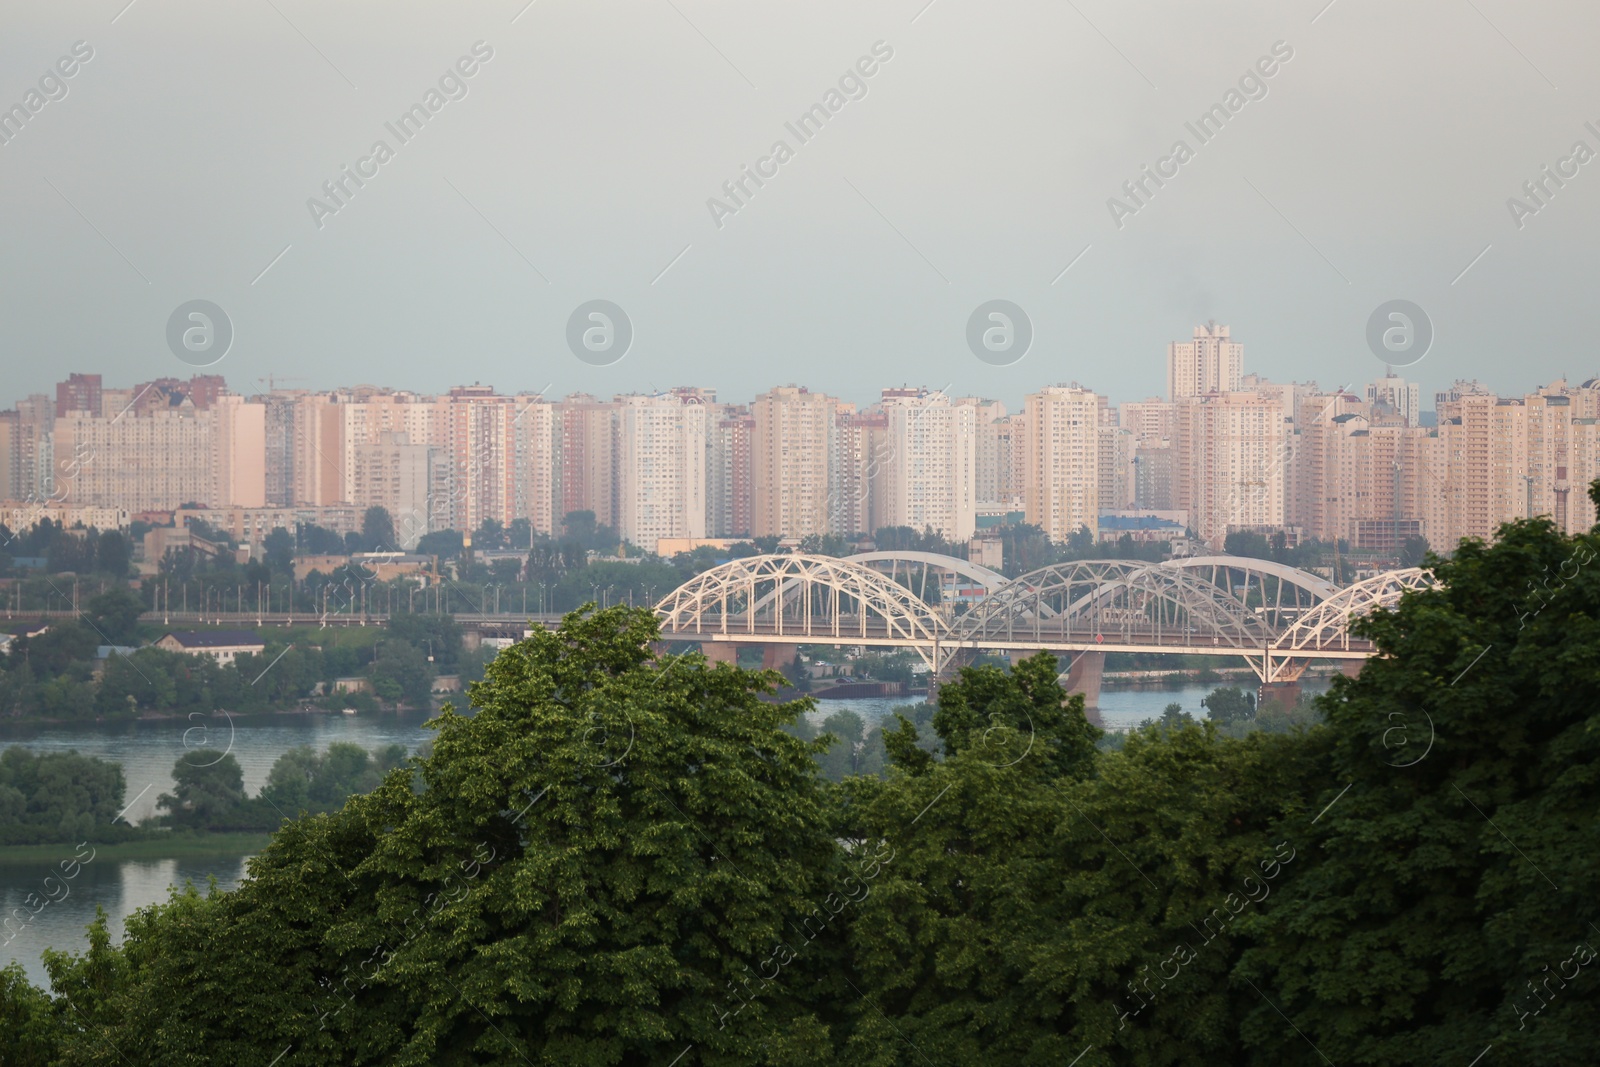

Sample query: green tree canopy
[0,748,126,845]
[1200,685,1256,727]
[361,506,396,552]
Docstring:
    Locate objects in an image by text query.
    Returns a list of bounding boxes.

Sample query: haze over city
[4,0,1599,408]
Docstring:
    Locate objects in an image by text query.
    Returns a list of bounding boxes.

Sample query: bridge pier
[698,642,740,665]
[1061,650,1105,714]
[696,642,796,671]
[1260,681,1301,710]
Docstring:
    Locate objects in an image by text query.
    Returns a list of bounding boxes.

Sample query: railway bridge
[655,553,1434,708]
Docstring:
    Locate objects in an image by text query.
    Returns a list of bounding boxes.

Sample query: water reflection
[1,849,254,988]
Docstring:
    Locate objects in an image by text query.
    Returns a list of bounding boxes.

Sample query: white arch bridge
[654,552,1434,688]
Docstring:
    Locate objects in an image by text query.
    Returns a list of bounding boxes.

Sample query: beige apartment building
[832,409,888,539]
[1168,322,1243,400]
[47,393,264,513]
[751,386,838,538]
[879,389,977,542]
[1173,390,1288,546]
[614,392,707,549]
[556,393,618,530]
[707,403,754,537]
[1023,385,1102,541]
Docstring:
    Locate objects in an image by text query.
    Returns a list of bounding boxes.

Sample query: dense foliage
[0,749,132,845]
[0,615,479,722]
[156,743,408,832]
[2,501,1598,1065]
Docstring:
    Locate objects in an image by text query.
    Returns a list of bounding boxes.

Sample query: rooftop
[160,630,264,649]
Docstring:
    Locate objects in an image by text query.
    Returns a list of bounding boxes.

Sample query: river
[0,680,1327,987]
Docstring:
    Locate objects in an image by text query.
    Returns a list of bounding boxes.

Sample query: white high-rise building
[879,388,976,542]
[1023,384,1102,541]
[614,392,708,550]
[1367,373,1423,428]
[1168,322,1244,400]
[1174,390,1289,546]
[751,385,838,538]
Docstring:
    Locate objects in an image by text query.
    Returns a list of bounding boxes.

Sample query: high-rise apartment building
[47,392,265,513]
[964,399,1010,508]
[556,394,617,530]
[751,386,837,538]
[1173,390,1288,546]
[1133,444,1175,510]
[614,392,708,550]
[1023,384,1102,541]
[707,404,754,537]
[349,432,434,548]
[1120,398,1177,444]
[879,389,976,542]
[1167,322,1243,400]
[1100,423,1135,512]
[1367,373,1422,428]
[833,409,888,539]
[55,373,102,419]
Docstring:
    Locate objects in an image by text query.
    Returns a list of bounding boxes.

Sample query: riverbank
[0,832,274,865]
[0,703,445,729]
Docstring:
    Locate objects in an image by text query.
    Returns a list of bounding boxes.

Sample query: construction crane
[256,375,308,392]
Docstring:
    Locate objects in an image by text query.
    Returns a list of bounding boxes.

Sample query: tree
[95,530,130,577]
[8,622,97,678]
[296,522,346,556]
[817,708,866,781]
[361,507,396,553]
[1224,530,1273,560]
[259,742,407,818]
[263,527,294,574]
[415,529,464,560]
[1200,685,1256,727]
[0,962,60,1066]
[840,652,1106,1059]
[508,517,532,550]
[0,748,127,845]
[45,532,95,574]
[473,517,507,550]
[385,613,462,670]
[157,753,264,831]
[367,640,433,707]
[1399,533,1431,568]
[45,607,841,1063]
[84,587,144,646]
[560,510,618,553]
[1237,508,1600,1065]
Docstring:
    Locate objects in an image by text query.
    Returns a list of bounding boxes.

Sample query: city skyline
[8,330,1595,563]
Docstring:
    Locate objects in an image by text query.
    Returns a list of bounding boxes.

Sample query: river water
[0,681,1326,987]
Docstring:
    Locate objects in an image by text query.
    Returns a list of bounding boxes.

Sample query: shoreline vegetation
[0,702,437,731]
[0,832,273,864]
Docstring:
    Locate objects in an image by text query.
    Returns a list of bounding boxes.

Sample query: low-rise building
[154,629,265,666]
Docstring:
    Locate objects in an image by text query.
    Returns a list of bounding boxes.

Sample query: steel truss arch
[1274,567,1436,655]
[655,553,950,668]
[1161,555,1338,631]
[954,560,1274,650]
[848,551,1011,595]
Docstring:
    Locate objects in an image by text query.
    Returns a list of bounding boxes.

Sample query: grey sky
[2,0,1596,411]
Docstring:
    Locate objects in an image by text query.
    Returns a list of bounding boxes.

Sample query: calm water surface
[0,710,438,986]
[0,682,1330,987]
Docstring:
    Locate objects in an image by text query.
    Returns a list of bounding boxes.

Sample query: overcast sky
[2,0,1597,411]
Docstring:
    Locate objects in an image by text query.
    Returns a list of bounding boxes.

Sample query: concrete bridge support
[1061,650,1105,712]
[696,642,796,671]
[1260,680,1301,710]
